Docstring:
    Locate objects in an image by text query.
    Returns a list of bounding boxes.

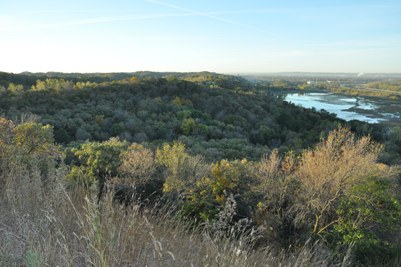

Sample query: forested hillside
[1,72,401,266]
[0,71,349,160]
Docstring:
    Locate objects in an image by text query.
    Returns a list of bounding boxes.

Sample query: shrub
[156,142,208,195]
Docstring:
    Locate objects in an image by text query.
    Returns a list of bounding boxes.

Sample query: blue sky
[1,0,400,73]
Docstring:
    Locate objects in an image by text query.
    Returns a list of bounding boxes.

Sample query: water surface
[284,92,396,123]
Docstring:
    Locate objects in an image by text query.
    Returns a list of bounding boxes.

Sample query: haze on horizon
[1,0,400,74]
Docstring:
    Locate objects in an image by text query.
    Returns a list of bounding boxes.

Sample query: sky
[1,0,400,73]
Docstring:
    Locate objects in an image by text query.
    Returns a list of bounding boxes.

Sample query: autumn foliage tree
[255,127,401,263]
[293,127,383,237]
[156,142,208,195]
[118,143,156,186]
[116,143,161,201]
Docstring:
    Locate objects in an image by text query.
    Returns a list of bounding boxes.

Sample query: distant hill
[241,72,401,80]
[0,71,251,91]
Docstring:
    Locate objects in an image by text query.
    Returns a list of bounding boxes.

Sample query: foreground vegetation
[1,117,400,266]
[1,72,401,266]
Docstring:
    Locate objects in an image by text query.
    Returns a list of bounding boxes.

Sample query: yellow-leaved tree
[255,127,400,256]
[155,142,208,194]
[293,127,383,236]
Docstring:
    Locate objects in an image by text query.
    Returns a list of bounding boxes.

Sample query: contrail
[145,0,274,35]
[1,1,276,37]
[64,13,191,26]
[0,13,192,32]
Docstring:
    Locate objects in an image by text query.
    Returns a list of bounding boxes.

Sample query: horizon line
[3,70,401,75]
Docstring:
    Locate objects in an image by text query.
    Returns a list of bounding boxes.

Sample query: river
[284,92,401,124]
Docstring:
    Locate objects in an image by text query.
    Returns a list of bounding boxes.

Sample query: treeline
[331,86,401,100]
[252,75,401,100]
[364,80,401,92]
[0,71,250,90]
[1,118,400,265]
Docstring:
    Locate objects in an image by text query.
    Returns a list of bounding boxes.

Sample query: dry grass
[0,175,351,267]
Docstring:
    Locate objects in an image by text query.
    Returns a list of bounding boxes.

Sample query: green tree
[69,138,129,190]
[110,122,125,136]
[390,126,401,145]
[75,126,91,141]
[181,118,196,135]
[0,118,63,205]
[332,177,401,264]
[183,159,256,221]
[12,121,56,155]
